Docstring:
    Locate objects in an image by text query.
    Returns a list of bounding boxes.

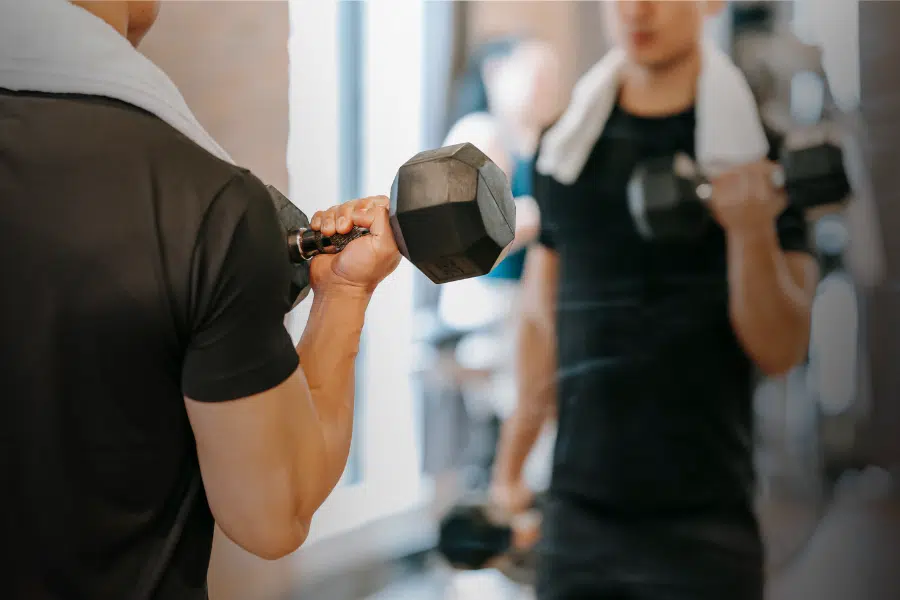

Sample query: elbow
[754,333,810,378]
[756,356,801,378]
[234,513,313,561]
[214,474,321,561]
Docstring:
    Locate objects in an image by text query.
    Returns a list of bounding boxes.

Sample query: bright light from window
[285,0,340,341]
[286,0,428,544]
[358,0,424,499]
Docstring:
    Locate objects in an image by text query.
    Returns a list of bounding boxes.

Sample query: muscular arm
[180,173,369,560]
[185,291,366,560]
[492,245,559,487]
[727,225,820,376]
[293,288,369,507]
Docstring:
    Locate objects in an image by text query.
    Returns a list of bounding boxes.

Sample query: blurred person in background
[440,36,565,331]
[438,37,566,491]
[490,2,820,599]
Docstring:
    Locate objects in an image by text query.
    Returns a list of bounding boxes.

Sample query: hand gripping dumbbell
[268,142,516,308]
[436,496,543,585]
[627,142,852,241]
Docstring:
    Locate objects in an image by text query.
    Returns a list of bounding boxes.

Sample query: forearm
[493,318,556,484]
[727,225,813,375]
[295,287,370,508]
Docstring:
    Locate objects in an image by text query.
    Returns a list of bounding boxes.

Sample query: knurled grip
[287,226,371,263]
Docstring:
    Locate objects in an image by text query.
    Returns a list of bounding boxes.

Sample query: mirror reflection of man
[491,2,820,599]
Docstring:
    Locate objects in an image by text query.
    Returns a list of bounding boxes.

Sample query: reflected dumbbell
[628,143,851,241]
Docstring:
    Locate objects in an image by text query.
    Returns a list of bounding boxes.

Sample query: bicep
[520,244,560,330]
[185,368,323,559]
[181,174,298,402]
[517,245,560,418]
[181,173,315,558]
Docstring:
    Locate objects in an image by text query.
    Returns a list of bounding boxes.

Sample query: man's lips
[629,31,656,46]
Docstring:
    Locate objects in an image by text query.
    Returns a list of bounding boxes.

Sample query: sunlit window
[285,0,427,544]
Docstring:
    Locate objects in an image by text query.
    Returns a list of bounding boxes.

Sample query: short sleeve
[182,172,299,402]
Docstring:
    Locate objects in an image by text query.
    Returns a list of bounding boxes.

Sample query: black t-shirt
[0,90,299,599]
[534,104,811,517]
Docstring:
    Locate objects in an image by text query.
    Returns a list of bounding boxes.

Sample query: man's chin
[625,48,693,73]
[624,49,661,67]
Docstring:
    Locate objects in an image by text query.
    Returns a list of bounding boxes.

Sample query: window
[335,0,366,487]
[285,0,431,545]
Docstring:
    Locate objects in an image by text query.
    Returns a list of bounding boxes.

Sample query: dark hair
[447,36,523,127]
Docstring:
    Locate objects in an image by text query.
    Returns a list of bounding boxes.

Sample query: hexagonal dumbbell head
[390,142,516,284]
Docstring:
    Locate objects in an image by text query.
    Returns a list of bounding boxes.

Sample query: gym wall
[462,0,610,92]
[140,5,295,600]
[139,1,291,194]
[856,1,900,468]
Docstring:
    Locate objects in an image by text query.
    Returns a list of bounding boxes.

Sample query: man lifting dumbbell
[490,2,830,600]
[629,143,850,240]
[0,2,513,600]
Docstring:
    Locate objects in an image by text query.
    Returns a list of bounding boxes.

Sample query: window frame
[285,0,433,553]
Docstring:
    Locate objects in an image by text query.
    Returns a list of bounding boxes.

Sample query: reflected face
[605,0,714,69]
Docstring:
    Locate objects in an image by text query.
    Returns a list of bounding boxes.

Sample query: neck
[618,44,702,117]
[71,2,129,39]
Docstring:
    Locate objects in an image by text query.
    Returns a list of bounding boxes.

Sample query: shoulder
[54,94,279,258]
[48,93,259,204]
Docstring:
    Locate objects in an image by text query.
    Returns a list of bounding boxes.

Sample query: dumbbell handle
[678,154,786,203]
[287,226,370,263]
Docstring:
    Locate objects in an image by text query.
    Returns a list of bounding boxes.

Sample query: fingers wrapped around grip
[310,196,387,236]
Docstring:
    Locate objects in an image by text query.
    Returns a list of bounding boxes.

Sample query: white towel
[536,41,769,184]
[0,0,233,165]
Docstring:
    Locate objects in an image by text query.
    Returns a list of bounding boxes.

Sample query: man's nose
[619,0,655,22]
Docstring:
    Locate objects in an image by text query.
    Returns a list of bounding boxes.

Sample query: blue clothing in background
[485,154,534,281]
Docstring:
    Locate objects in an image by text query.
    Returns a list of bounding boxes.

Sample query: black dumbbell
[269,142,516,309]
[436,496,542,584]
[628,143,852,241]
